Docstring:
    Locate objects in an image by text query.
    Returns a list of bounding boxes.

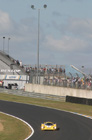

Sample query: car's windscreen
[45,123,53,126]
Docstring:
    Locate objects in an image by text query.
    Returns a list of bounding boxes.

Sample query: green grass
[0,112,31,140]
[0,92,92,140]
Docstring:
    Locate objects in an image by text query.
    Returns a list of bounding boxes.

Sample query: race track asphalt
[0,100,92,140]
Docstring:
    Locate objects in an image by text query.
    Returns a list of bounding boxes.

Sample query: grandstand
[0,51,27,75]
[0,51,29,89]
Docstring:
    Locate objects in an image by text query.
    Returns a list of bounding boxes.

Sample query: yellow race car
[41,122,57,131]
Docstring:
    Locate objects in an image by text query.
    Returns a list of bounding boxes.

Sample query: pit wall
[25,84,92,99]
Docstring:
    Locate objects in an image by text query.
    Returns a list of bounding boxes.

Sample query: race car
[41,122,57,131]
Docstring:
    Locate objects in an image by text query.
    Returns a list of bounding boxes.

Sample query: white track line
[0,111,34,140]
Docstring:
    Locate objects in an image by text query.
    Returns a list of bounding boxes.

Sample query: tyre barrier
[66,96,92,105]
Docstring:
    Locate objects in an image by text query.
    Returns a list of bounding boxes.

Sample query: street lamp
[31,4,47,84]
[8,37,11,55]
[3,37,5,53]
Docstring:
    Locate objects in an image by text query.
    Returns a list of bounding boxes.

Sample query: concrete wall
[25,84,92,99]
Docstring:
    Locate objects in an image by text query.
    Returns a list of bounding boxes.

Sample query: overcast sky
[0,0,92,68]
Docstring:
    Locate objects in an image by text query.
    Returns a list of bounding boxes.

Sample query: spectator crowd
[43,76,92,90]
[11,59,92,90]
[25,65,65,74]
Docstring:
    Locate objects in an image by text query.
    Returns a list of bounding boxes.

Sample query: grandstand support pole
[3,37,5,53]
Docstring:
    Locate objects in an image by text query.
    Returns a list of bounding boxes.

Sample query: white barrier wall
[25,84,92,99]
[0,75,29,89]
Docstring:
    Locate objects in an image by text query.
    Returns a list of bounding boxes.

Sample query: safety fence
[29,72,92,90]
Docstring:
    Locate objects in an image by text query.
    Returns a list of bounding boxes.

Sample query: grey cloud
[52,17,92,40]
[66,18,92,39]
[52,11,62,17]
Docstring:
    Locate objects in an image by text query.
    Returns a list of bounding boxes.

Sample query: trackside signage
[5,75,22,80]
[0,75,29,80]
[0,69,21,73]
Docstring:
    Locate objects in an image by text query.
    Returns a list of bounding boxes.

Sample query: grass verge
[0,92,92,116]
[0,112,31,140]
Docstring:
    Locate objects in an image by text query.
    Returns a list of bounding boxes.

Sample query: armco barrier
[66,96,92,105]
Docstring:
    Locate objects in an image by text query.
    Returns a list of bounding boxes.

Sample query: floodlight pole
[3,37,5,53]
[37,9,40,84]
[31,4,47,84]
[8,37,11,55]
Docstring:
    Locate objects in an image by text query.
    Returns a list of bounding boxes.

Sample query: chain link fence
[23,64,92,90]
[29,71,92,90]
